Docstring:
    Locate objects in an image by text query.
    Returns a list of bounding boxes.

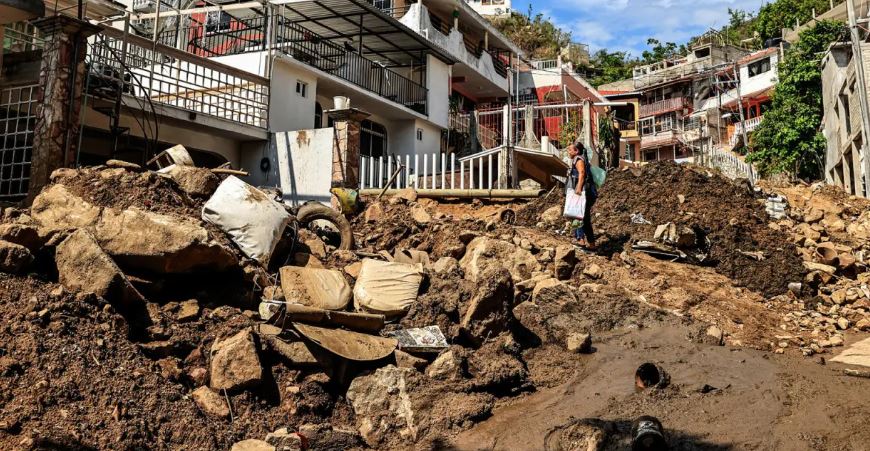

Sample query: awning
[721,87,773,109]
[273,0,456,68]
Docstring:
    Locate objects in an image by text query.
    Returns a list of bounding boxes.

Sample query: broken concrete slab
[210,330,263,392]
[279,266,351,311]
[177,300,200,322]
[0,240,33,274]
[831,337,870,368]
[191,386,230,419]
[55,230,144,306]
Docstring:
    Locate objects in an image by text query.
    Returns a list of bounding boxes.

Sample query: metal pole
[847,0,870,196]
[734,63,750,151]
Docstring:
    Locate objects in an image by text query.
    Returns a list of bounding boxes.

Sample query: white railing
[701,146,757,184]
[359,148,505,191]
[531,59,560,70]
[730,116,764,146]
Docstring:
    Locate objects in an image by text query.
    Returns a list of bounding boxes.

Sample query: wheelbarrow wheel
[296,203,354,251]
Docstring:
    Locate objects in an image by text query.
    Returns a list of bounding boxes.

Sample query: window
[372,0,392,9]
[640,118,655,135]
[205,11,232,34]
[747,57,771,78]
[417,128,424,141]
[644,150,657,162]
[295,80,308,98]
[694,47,710,59]
[624,143,635,161]
[361,120,387,158]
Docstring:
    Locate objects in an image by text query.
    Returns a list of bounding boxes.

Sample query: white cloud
[521,0,767,55]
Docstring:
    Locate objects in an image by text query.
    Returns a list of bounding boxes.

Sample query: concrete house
[821,41,870,197]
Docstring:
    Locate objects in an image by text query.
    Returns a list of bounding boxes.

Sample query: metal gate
[0,84,38,199]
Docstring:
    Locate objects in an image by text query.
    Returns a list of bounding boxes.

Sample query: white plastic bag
[353,259,423,317]
[202,176,290,266]
[563,189,586,220]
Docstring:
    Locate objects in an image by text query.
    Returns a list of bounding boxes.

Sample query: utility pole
[734,62,750,152]
[847,0,870,196]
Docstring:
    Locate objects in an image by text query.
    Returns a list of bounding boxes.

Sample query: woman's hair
[573,141,586,152]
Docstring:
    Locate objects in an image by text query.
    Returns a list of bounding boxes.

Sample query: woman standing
[565,142,598,250]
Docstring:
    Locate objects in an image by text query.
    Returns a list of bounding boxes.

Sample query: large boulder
[31,184,237,273]
[210,330,263,392]
[553,246,577,280]
[0,240,33,274]
[346,366,419,447]
[461,268,514,345]
[54,230,144,306]
[459,237,540,283]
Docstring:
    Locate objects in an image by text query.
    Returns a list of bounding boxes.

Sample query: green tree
[747,20,849,178]
[586,50,639,86]
[490,8,572,61]
[755,0,831,41]
[642,39,681,63]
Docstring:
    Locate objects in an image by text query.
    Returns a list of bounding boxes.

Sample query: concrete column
[326,107,370,190]
[28,15,101,201]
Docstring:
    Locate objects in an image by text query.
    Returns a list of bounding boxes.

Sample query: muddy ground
[1,162,869,450]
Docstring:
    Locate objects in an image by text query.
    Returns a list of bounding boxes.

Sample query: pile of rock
[763,182,870,354]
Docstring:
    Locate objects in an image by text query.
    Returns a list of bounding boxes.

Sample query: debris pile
[757,182,870,354]
[521,162,805,297]
[3,155,870,449]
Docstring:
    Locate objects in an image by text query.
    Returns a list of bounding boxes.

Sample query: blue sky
[512,0,769,56]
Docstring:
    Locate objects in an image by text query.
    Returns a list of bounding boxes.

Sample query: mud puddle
[452,323,870,450]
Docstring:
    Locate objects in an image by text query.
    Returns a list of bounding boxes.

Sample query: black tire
[296,203,354,251]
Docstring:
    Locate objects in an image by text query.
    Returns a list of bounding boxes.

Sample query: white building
[464,0,512,17]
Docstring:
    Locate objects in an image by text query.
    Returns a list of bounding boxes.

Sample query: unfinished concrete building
[821,41,870,197]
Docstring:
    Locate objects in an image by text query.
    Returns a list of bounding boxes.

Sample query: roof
[273,0,456,67]
[737,47,778,66]
[721,87,774,108]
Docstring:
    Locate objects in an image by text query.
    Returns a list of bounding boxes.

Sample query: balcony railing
[639,97,690,118]
[90,27,270,128]
[276,21,428,115]
[729,115,763,146]
[142,16,428,115]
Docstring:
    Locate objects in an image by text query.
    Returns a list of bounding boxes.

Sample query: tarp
[202,176,290,266]
[353,259,423,317]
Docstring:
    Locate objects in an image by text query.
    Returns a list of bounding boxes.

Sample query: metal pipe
[359,188,544,199]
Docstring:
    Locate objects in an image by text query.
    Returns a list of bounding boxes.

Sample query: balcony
[146,15,429,115]
[640,97,691,118]
[641,130,678,149]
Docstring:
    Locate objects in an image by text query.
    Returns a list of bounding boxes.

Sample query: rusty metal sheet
[292,323,397,362]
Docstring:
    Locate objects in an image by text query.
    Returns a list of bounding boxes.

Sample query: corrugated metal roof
[273,0,455,67]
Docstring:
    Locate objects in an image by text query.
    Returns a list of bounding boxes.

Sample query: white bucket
[333,96,350,110]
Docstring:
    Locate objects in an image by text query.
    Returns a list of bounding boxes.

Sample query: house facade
[821,41,870,198]
[464,0,512,17]
[1,0,604,204]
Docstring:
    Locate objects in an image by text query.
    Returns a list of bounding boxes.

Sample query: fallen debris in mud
[2,159,870,450]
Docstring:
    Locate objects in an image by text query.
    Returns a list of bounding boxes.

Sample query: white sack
[280,266,351,311]
[202,176,290,266]
[353,259,423,317]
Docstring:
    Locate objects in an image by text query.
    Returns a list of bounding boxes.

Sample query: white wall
[270,59,318,132]
[740,52,779,96]
[464,0,512,16]
[271,129,335,206]
[426,54,451,129]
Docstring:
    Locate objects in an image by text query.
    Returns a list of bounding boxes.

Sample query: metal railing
[3,22,44,53]
[0,84,38,200]
[276,21,428,115]
[91,27,270,128]
[137,15,429,115]
[639,97,690,118]
[154,15,268,57]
